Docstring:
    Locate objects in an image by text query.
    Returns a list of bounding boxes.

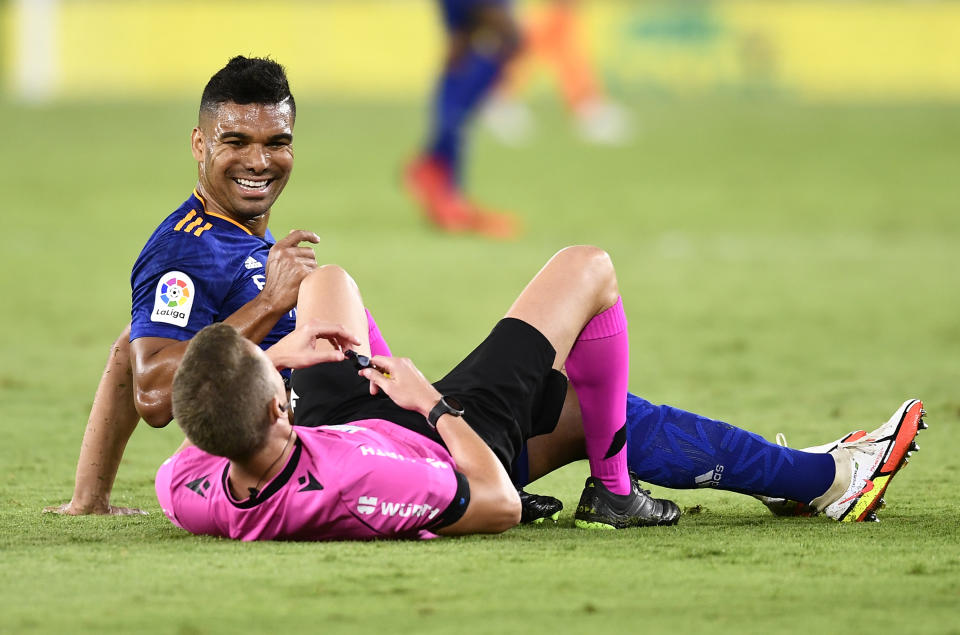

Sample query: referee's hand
[266,318,361,370]
[359,356,441,418]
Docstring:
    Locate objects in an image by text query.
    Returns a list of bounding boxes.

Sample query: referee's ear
[269,396,288,423]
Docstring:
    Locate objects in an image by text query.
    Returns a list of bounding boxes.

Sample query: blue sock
[625,393,836,503]
[512,445,530,488]
[428,49,503,183]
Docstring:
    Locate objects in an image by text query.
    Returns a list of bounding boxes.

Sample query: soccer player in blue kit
[405,0,522,239]
[48,55,923,527]
[46,56,363,514]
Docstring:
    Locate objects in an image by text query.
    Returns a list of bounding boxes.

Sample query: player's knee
[496,21,523,59]
[469,8,521,60]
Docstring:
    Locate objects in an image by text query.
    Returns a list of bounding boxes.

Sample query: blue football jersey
[130,191,296,353]
[439,0,512,30]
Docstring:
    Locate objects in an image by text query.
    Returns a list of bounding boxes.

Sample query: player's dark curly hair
[173,323,275,461]
[199,55,296,120]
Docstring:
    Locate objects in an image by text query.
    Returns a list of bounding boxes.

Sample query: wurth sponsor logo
[694,464,724,487]
[379,501,442,520]
[356,495,442,520]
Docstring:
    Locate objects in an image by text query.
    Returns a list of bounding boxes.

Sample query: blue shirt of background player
[130,191,296,378]
[439,0,511,30]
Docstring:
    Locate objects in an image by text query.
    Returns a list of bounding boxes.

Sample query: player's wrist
[252,288,294,319]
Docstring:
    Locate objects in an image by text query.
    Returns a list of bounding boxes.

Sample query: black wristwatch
[427,396,464,429]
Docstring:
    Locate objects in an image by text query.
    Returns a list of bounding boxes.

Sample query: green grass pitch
[1,96,958,633]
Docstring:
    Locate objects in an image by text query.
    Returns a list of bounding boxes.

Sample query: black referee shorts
[290,318,568,471]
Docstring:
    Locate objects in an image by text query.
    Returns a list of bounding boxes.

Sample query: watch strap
[427,396,464,429]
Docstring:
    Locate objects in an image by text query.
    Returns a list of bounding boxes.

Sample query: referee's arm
[358,355,522,535]
[432,413,522,536]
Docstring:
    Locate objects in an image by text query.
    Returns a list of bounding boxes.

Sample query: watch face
[444,396,464,412]
[344,349,372,371]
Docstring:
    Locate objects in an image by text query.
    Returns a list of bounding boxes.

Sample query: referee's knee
[556,244,617,289]
[299,264,358,296]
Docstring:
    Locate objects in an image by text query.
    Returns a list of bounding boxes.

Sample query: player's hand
[267,318,361,370]
[260,230,320,312]
[43,500,148,516]
[359,356,441,417]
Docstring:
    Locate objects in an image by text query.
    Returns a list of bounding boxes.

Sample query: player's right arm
[132,230,320,427]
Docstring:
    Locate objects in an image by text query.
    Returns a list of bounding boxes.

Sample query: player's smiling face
[192,100,294,230]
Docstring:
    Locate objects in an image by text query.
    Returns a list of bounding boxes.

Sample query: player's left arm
[131,336,192,427]
[131,231,323,427]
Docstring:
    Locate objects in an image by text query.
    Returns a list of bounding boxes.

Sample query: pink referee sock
[564,297,631,495]
[365,308,392,357]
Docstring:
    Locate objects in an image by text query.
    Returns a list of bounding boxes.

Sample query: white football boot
[757,400,925,521]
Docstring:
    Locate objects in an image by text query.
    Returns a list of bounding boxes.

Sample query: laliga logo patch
[151,271,194,327]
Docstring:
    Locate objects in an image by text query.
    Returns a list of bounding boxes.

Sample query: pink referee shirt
[155,421,462,541]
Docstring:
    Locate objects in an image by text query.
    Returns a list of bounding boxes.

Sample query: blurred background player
[482,0,632,146]
[404,0,522,239]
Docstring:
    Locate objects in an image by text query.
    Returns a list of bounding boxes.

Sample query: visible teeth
[235,178,269,189]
